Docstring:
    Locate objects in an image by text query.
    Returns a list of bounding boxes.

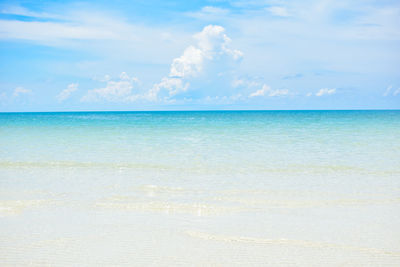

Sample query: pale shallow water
[1,111,400,266]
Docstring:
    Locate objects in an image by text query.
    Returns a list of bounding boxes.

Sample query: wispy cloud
[1,5,61,19]
[57,83,78,102]
[93,74,111,82]
[232,78,260,89]
[203,93,244,104]
[13,87,32,97]
[283,73,303,80]
[266,6,291,17]
[315,88,336,96]
[0,5,191,65]
[383,85,392,96]
[186,6,230,20]
[81,72,140,102]
[0,19,118,44]
[249,84,289,97]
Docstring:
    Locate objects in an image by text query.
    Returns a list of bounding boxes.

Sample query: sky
[0,0,399,111]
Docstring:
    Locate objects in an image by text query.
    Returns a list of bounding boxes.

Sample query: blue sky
[0,0,399,111]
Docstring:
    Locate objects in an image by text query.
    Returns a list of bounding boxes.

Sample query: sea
[1,110,399,266]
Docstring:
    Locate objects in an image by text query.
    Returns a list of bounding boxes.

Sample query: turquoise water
[1,110,399,169]
[1,111,400,266]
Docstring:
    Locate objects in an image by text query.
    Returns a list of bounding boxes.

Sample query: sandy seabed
[1,167,400,266]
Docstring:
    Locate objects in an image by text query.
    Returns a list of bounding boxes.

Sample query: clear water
[1,111,400,266]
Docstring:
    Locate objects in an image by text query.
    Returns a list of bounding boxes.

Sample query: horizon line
[1,108,400,113]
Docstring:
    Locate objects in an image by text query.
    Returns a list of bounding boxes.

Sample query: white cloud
[93,74,111,82]
[150,25,243,101]
[0,6,192,66]
[315,88,336,96]
[0,20,118,43]
[1,5,60,19]
[383,85,392,96]
[249,85,270,97]
[232,78,260,89]
[186,6,230,20]
[269,88,289,97]
[81,72,140,102]
[148,77,189,101]
[57,83,78,102]
[231,78,245,88]
[201,6,229,15]
[267,6,291,17]
[194,25,243,60]
[393,88,400,96]
[249,84,289,97]
[170,45,204,78]
[119,72,133,81]
[13,87,32,97]
[203,93,244,104]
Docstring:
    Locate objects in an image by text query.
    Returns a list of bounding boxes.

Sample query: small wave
[1,161,398,176]
[94,197,242,216]
[0,199,54,216]
[185,231,400,257]
[0,161,171,170]
[214,196,400,208]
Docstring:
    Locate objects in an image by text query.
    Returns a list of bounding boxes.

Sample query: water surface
[1,111,399,266]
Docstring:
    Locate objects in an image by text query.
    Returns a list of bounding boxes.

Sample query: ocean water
[0,110,399,266]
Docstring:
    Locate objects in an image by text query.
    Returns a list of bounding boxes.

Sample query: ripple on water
[0,199,55,216]
[94,196,244,216]
[185,230,400,257]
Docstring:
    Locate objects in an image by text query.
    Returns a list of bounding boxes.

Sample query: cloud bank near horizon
[74,25,293,105]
